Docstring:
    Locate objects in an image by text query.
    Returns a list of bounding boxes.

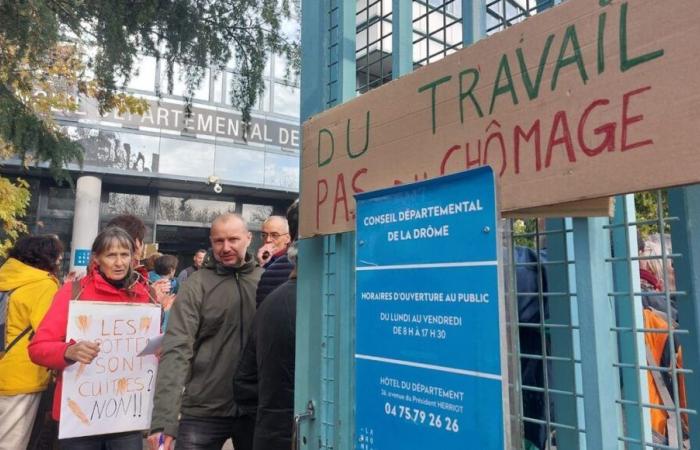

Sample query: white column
[70,176,102,273]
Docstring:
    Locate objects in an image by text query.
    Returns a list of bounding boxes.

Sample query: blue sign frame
[355,166,505,450]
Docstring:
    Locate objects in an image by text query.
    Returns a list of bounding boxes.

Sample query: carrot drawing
[76,315,91,333]
[116,377,128,395]
[139,316,152,333]
[75,363,87,380]
[67,398,90,425]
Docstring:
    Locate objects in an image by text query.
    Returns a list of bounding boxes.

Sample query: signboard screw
[483,226,491,234]
[359,240,365,246]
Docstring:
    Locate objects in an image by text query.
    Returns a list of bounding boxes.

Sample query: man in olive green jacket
[148,214,263,450]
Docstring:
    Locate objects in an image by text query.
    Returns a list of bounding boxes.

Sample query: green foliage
[1,0,299,129]
[635,190,670,238]
[512,218,539,249]
[0,177,30,257]
[0,0,299,251]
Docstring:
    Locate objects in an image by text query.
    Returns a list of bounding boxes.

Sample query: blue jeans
[176,415,254,450]
[59,431,142,450]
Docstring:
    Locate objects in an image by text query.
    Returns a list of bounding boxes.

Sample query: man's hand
[147,432,175,450]
[256,243,277,266]
[64,341,100,364]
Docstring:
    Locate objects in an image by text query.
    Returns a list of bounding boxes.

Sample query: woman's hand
[64,341,100,364]
[152,278,171,302]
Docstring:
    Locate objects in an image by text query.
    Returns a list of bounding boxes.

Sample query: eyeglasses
[261,232,289,240]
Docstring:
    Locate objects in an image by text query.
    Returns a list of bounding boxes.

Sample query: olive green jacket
[150,252,262,437]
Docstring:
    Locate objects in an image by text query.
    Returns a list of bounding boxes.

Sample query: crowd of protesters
[0,201,298,450]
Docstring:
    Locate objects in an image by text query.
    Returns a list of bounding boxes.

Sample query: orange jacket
[644,308,688,438]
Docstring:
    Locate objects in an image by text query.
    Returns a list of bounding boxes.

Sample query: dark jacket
[515,246,549,450]
[150,252,262,437]
[234,279,297,450]
[177,265,196,284]
[255,254,294,307]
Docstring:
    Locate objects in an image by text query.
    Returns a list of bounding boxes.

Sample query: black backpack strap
[5,325,32,354]
[3,289,31,355]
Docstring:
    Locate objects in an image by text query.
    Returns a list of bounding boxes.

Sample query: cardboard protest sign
[300,0,700,237]
[59,301,161,439]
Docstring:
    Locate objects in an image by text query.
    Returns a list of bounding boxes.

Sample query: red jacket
[28,270,152,420]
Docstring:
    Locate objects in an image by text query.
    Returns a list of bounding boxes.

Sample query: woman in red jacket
[29,226,152,450]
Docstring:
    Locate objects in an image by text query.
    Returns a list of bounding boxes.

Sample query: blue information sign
[73,249,91,267]
[355,167,504,450]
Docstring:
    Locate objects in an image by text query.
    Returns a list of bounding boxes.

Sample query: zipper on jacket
[236,272,244,352]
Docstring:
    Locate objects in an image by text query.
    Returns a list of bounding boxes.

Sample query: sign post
[59,301,161,439]
[354,166,507,450]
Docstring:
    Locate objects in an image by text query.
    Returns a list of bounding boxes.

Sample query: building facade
[2,34,301,271]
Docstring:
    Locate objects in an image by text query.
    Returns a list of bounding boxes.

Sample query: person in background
[148,214,262,450]
[28,227,152,449]
[149,255,179,331]
[144,252,163,273]
[149,255,179,294]
[255,201,298,307]
[233,243,298,450]
[255,216,290,268]
[0,235,63,450]
[638,235,688,446]
[177,249,207,285]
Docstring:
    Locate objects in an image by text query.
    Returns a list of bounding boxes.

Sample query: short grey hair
[211,213,248,231]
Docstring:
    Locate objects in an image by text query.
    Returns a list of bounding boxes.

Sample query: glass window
[264,55,273,79]
[412,0,463,67]
[259,80,271,112]
[158,195,236,224]
[214,145,265,185]
[213,71,224,103]
[273,83,300,117]
[356,0,393,94]
[160,64,210,101]
[47,187,75,211]
[264,152,299,190]
[159,137,215,178]
[101,192,150,217]
[280,16,300,43]
[127,56,157,92]
[274,53,290,80]
[193,69,211,101]
[224,72,238,106]
[68,127,160,173]
[242,204,274,228]
[34,217,73,258]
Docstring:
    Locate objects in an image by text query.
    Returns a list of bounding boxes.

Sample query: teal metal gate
[296,2,700,449]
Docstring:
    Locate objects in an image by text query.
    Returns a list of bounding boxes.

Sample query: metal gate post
[669,185,700,445]
[332,233,356,450]
[573,217,619,450]
[392,0,413,78]
[296,236,326,449]
[546,218,580,448]
[609,195,652,449]
[462,0,486,46]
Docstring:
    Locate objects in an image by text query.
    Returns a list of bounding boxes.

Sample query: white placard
[59,301,161,439]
